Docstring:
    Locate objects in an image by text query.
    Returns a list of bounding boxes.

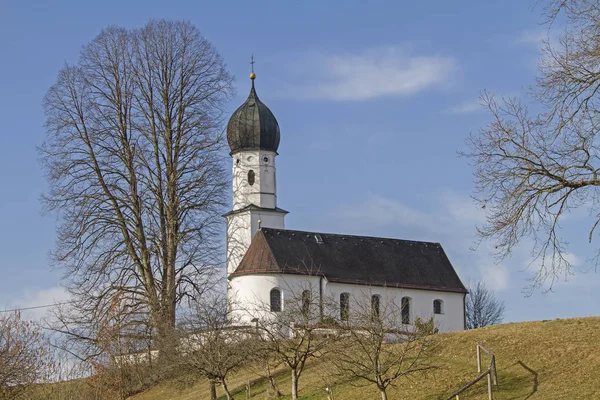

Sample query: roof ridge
[260,227,441,245]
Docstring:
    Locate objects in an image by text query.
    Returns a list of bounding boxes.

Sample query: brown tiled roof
[230,228,467,294]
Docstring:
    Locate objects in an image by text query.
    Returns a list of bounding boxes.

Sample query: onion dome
[226,72,280,155]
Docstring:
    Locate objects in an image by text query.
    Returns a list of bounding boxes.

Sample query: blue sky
[0,0,595,323]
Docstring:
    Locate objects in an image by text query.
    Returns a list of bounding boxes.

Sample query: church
[224,70,467,333]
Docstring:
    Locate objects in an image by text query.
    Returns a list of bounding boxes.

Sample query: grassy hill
[131,317,600,400]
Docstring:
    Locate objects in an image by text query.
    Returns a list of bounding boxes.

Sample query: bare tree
[41,20,233,361]
[330,295,435,400]
[463,1,600,290]
[177,295,255,400]
[250,280,336,400]
[465,280,505,330]
[0,312,53,398]
[245,347,284,399]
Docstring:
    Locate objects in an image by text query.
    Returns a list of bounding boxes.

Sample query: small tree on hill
[465,280,505,329]
[177,295,255,400]
[330,295,435,400]
[0,311,53,398]
[249,281,336,400]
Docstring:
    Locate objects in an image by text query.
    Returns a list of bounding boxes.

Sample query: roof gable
[232,228,467,294]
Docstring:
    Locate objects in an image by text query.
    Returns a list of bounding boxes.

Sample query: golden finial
[250,54,256,80]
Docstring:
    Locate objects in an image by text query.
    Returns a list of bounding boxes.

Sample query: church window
[263,156,269,164]
[302,290,311,319]
[248,170,255,186]
[433,299,443,315]
[340,292,350,321]
[270,288,282,312]
[371,295,380,319]
[401,297,410,324]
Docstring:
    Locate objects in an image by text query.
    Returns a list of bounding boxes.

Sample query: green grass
[131,317,600,399]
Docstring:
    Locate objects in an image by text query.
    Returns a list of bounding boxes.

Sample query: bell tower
[224,66,287,276]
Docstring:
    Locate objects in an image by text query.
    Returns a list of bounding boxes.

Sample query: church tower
[224,68,287,276]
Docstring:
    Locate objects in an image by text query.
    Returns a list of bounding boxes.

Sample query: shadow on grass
[515,361,538,400]
[224,364,293,400]
[501,360,539,400]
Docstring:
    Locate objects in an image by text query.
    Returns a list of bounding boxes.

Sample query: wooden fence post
[487,372,493,400]
[477,345,481,373]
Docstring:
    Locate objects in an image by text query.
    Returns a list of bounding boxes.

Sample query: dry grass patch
[131,317,600,399]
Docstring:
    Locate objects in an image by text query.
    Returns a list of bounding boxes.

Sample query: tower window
[263,156,269,164]
[433,299,443,315]
[248,170,255,186]
[340,292,350,321]
[270,288,282,312]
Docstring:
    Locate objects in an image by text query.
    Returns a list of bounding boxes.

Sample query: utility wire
[0,301,75,314]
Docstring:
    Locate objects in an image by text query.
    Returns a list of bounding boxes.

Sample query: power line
[0,301,74,314]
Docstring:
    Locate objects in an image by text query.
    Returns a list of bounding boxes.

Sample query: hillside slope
[132,317,600,400]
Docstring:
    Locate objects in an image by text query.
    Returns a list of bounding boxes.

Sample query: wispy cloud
[3,286,70,320]
[284,47,458,101]
[446,99,483,115]
[334,191,509,290]
[515,30,548,47]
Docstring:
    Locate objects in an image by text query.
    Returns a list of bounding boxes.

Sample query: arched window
[371,295,381,319]
[301,290,311,318]
[248,170,255,186]
[270,288,282,312]
[433,299,443,315]
[340,293,350,321]
[401,297,410,324]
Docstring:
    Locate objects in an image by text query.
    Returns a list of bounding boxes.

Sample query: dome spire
[249,54,256,82]
[226,57,280,155]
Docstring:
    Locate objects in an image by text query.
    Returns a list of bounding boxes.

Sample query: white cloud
[3,286,70,321]
[286,47,458,101]
[479,263,510,291]
[442,191,486,225]
[446,99,483,115]
[515,30,548,47]
[334,191,511,291]
[336,193,447,234]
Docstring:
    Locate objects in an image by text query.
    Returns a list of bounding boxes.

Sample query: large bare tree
[42,20,233,360]
[463,0,600,290]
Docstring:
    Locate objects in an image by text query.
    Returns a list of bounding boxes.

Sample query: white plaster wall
[325,282,465,333]
[250,211,285,234]
[227,148,285,276]
[229,274,465,332]
[232,150,278,210]
[229,274,321,324]
[225,210,285,275]
[226,212,251,275]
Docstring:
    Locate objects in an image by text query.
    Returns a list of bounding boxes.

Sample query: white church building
[224,72,467,333]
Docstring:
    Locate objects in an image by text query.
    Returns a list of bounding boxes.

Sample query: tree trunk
[379,387,388,400]
[209,380,217,400]
[156,318,177,369]
[221,377,233,400]
[291,369,299,400]
[266,364,283,397]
